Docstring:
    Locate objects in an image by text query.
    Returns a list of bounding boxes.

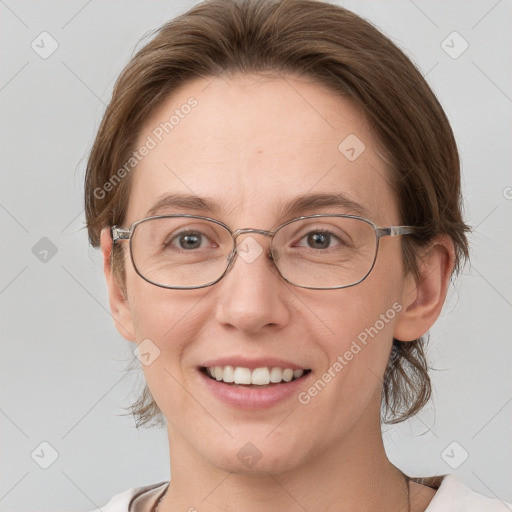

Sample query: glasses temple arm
[376,226,418,237]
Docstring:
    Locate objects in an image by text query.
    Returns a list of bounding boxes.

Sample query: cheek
[126,279,210,397]
[127,283,212,418]
[306,271,402,403]
[291,295,399,447]
[127,273,206,340]
[314,280,399,352]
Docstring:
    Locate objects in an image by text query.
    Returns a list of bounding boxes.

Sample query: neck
[158,402,410,512]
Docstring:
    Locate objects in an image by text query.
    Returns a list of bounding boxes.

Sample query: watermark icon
[338,134,366,162]
[237,442,263,468]
[93,97,198,200]
[237,236,264,264]
[31,441,59,469]
[503,187,512,200]
[32,237,58,263]
[441,441,469,469]
[31,31,59,59]
[441,31,469,60]
[298,302,402,405]
[134,338,161,366]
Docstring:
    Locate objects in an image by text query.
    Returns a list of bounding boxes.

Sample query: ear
[100,227,136,342]
[393,235,455,342]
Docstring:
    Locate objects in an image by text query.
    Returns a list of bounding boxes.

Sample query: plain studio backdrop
[1,1,511,510]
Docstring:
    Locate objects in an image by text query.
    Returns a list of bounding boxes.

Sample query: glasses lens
[272,216,377,289]
[131,217,233,288]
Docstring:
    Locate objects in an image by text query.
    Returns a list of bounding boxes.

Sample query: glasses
[111,214,418,290]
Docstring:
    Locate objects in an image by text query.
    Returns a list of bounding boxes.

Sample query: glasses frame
[111,214,418,290]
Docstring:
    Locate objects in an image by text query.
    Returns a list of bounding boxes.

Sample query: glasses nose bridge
[232,227,274,243]
[230,228,277,265]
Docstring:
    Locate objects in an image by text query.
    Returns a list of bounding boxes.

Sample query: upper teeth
[206,366,305,385]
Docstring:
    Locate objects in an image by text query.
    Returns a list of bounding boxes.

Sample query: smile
[202,366,311,386]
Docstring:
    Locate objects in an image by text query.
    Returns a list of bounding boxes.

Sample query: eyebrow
[277,192,369,219]
[146,193,220,217]
[145,192,370,220]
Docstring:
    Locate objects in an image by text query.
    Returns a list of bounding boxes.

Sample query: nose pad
[223,235,277,278]
[224,248,237,274]
[269,247,279,263]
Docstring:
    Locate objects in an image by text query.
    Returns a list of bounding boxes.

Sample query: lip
[200,357,308,371]
[197,366,313,410]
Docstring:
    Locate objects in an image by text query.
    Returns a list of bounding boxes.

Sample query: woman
[84,0,508,510]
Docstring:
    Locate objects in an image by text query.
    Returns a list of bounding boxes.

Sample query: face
[108,73,416,475]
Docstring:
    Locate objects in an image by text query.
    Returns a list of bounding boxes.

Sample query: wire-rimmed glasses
[111,214,418,290]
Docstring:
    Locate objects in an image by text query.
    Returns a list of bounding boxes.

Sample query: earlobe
[393,235,455,342]
[100,227,136,342]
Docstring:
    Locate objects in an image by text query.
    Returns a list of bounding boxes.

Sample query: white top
[91,474,511,512]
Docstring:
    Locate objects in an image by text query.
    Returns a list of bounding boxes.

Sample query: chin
[201,436,310,477]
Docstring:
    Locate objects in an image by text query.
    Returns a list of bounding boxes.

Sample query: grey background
[1,0,511,510]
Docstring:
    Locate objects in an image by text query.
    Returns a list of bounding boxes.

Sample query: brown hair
[84,0,470,428]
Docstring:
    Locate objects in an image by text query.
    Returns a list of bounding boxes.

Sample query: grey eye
[306,232,332,249]
[177,232,203,250]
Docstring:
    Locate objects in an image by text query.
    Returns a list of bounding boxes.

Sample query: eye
[164,230,216,251]
[297,230,342,250]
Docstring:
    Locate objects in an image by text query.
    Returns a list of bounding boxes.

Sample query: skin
[100,73,454,512]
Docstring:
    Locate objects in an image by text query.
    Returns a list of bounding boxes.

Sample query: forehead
[126,73,398,227]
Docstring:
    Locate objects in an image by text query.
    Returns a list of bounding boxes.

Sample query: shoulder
[89,475,511,512]
[416,474,512,511]
[88,481,169,512]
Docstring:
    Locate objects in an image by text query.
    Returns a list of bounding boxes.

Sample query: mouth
[200,365,312,388]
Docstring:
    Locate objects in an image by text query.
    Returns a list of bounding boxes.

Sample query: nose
[214,233,291,334]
